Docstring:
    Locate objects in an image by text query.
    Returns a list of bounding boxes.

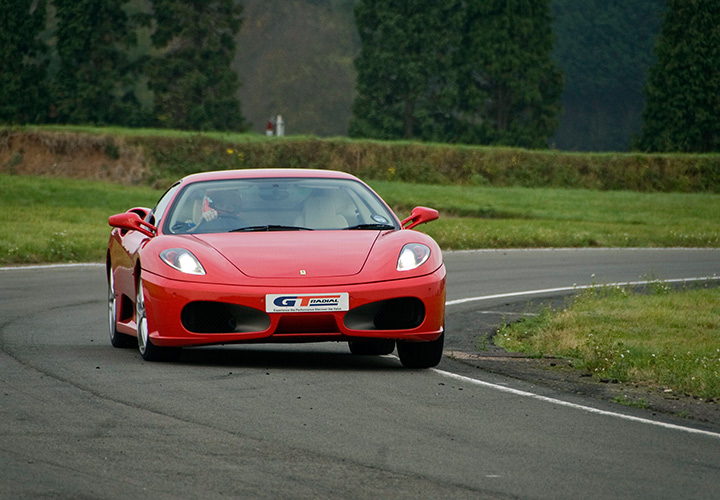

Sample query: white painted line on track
[441,274,720,439]
[432,367,720,439]
[5,264,719,437]
[445,276,720,307]
[0,263,104,271]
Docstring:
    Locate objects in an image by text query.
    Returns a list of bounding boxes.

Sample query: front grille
[344,297,425,331]
[181,301,270,334]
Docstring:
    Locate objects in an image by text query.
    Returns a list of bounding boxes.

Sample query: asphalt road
[1,249,719,499]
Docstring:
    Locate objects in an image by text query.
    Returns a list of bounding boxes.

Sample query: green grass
[1,175,161,264]
[22,124,274,143]
[2,174,719,265]
[369,181,720,249]
[496,285,720,399]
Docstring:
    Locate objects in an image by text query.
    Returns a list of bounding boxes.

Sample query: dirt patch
[0,130,149,184]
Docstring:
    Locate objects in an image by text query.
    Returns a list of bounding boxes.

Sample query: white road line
[0,263,104,271]
[5,264,719,437]
[446,276,720,306]
[432,368,720,439]
[442,274,720,439]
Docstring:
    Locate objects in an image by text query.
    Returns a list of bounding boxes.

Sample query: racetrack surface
[1,249,719,499]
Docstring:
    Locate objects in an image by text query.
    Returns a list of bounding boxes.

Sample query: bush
[3,127,720,192]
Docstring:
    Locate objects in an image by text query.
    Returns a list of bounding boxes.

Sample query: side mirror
[109,211,157,238]
[401,206,439,230]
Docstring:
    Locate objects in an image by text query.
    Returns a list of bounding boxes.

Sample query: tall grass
[496,285,720,399]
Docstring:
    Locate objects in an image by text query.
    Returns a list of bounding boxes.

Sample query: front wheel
[397,333,444,369]
[136,274,181,362]
[108,269,135,348]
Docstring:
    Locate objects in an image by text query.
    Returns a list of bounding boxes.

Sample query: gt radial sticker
[266,293,349,313]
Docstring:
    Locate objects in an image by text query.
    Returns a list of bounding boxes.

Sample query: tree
[637,0,720,153]
[148,0,246,131]
[453,0,562,148]
[552,0,664,151]
[52,0,146,126]
[0,0,48,124]
[350,0,562,148]
[349,0,464,141]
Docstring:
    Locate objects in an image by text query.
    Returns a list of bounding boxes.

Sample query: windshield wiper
[230,225,312,232]
[344,223,395,230]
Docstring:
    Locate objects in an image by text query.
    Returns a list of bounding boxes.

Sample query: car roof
[180,168,361,184]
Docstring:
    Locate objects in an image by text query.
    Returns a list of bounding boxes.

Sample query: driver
[194,190,246,232]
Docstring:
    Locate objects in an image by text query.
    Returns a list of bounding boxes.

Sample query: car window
[163,177,398,234]
[148,181,181,227]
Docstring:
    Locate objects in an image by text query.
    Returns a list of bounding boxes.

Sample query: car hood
[192,231,382,278]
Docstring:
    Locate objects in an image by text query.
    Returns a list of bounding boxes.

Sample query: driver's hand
[201,209,218,222]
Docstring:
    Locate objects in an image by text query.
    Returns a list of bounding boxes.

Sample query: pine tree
[637,0,720,152]
[350,0,561,147]
[349,0,464,141]
[552,0,664,151]
[0,0,48,124]
[52,0,145,126]
[454,0,562,148]
[148,0,246,131]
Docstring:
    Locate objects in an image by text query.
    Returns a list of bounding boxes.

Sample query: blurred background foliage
[2,0,718,153]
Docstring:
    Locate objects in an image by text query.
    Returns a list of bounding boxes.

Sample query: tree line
[350,0,562,148]
[1,0,245,131]
[1,0,718,152]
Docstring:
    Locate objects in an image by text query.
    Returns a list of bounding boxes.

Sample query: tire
[136,274,181,362]
[108,269,136,348]
[348,339,395,356]
[397,333,444,369]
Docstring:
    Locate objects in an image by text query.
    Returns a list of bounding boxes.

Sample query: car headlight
[397,243,430,271]
[160,248,206,275]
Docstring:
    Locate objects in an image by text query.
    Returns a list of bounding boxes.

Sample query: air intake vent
[344,297,425,331]
[181,301,270,334]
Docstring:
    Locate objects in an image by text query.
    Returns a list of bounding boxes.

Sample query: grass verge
[2,174,719,265]
[495,284,720,400]
[373,181,720,248]
[1,175,160,264]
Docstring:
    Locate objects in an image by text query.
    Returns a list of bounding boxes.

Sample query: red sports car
[107,169,445,367]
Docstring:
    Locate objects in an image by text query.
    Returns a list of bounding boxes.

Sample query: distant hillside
[233,0,360,137]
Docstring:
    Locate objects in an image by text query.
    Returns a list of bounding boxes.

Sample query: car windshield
[163,177,399,234]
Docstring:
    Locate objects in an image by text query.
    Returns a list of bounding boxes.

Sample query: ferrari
[107,169,446,368]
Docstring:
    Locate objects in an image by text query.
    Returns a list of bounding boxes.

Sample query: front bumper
[140,266,446,347]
